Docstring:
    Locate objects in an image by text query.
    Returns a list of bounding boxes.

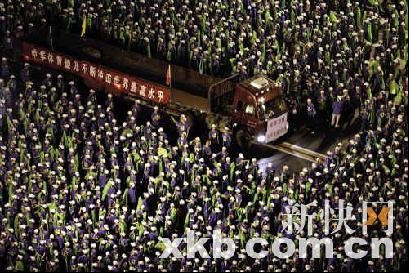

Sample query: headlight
[257,135,266,143]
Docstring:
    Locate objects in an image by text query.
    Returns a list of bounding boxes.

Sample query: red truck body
[22,42,171,105]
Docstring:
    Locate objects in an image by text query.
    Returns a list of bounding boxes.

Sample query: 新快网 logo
[362,201,394,235]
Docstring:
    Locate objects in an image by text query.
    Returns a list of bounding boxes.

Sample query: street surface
[252,122,360,174]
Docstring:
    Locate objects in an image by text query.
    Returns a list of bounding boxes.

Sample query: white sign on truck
[266,112,289,143]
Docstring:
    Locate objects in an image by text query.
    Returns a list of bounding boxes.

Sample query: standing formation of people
[0,54,408,271]
[0,0,408,271]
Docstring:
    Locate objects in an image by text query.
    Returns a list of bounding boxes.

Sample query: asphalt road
[251,120,361,174]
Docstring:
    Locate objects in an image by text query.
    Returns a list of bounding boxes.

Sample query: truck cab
[210,75,288,145]
[234,75,288,143]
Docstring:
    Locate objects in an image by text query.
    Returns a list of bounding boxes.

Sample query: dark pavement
[251,120,362,174]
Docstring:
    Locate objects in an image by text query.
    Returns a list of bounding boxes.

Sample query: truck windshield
[259,97,287,119]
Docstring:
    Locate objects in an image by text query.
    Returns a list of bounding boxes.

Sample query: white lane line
[255,142,327,163]
[271,145,317,162]
[256,143,316,163]
[279,142,327,160]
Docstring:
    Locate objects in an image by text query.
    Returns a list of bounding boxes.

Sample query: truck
[21,29,289,148]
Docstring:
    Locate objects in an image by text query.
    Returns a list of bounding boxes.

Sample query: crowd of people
[0,0,408,271]
[1,0,407,128]
[0,55,408,270]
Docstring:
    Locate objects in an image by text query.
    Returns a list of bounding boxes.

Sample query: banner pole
[169,64,173,103]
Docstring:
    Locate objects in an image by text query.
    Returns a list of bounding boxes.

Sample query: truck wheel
[235,129,252,150]
[185,111,195,126]
[186,110,204,140]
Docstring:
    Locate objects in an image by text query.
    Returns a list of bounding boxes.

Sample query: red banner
[22,42,171,105]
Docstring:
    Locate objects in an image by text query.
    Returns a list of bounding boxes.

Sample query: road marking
[279,142,327,161]
[270,144,318,163]
[255,142,327,163]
